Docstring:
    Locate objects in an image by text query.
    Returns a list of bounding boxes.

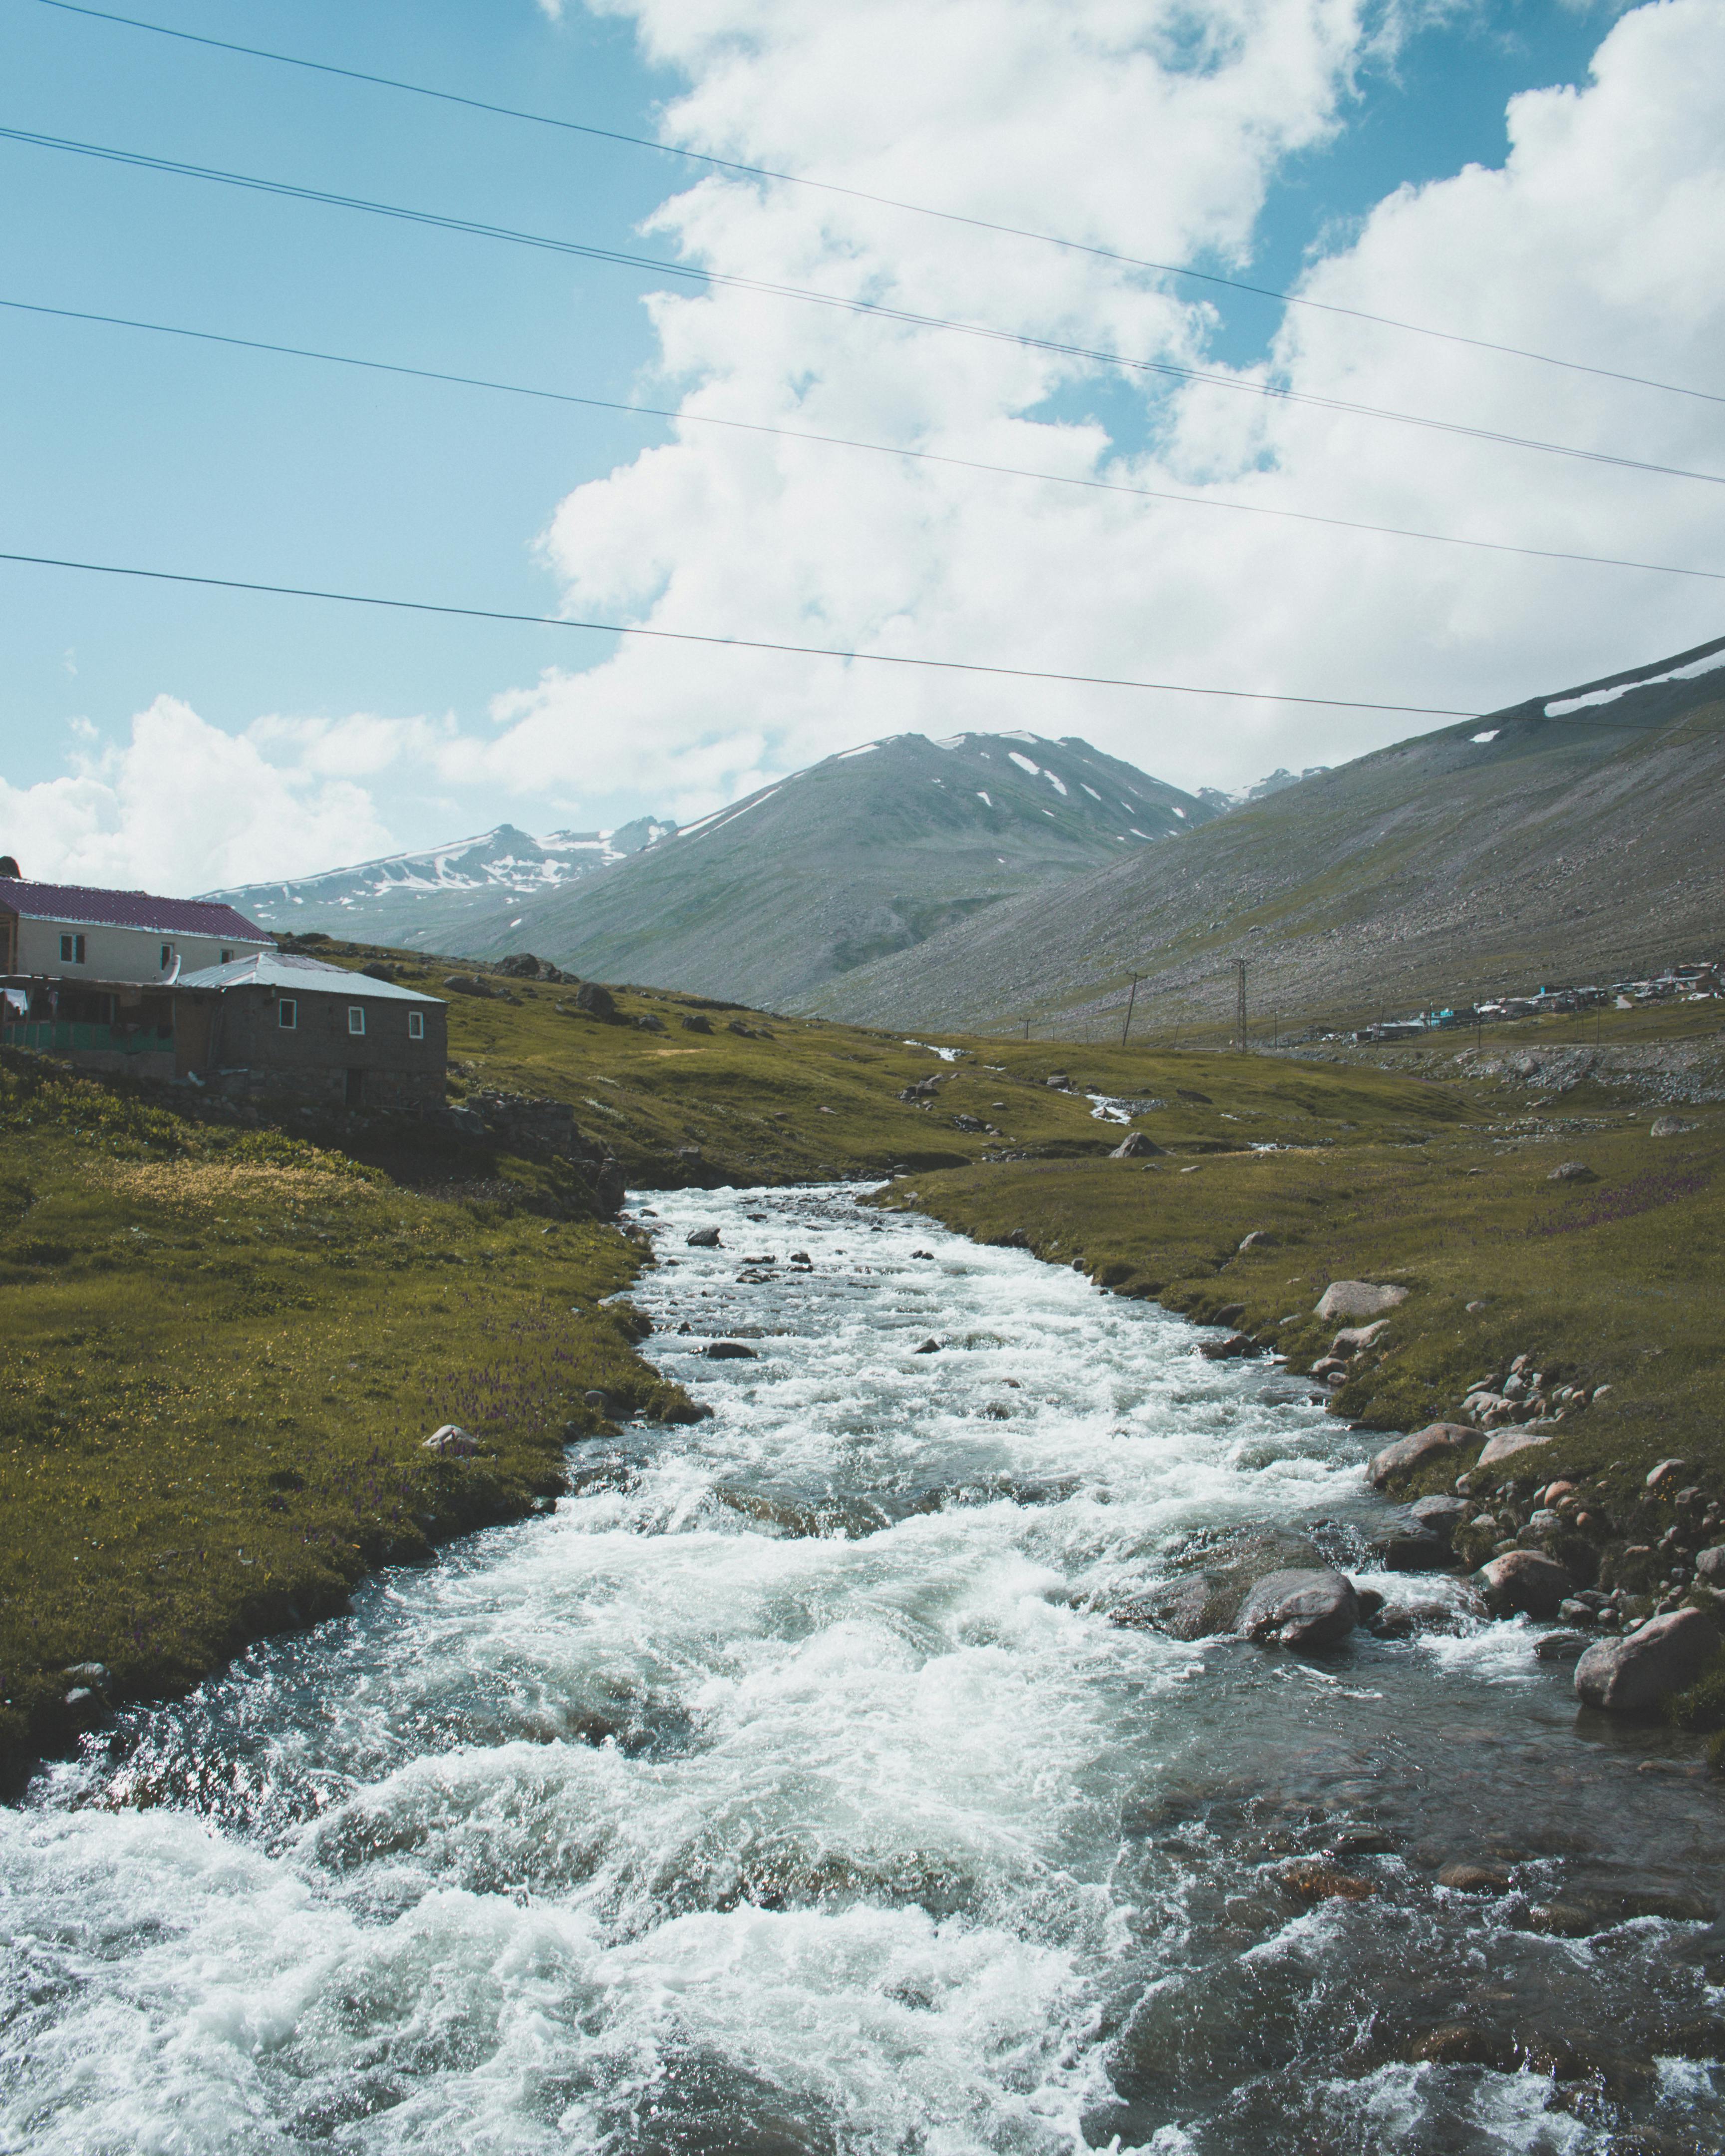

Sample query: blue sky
[2,0,1703,886]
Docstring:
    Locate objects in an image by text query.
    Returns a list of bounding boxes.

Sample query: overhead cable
[6,295,1719,585]
[0,548,1475,714]
[31,0,1725,409]
[3,123,1722,489]
[2,549,1714,731]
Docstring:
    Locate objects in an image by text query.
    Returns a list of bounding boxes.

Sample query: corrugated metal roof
[176,953,443,1004]
[0,877,273,941]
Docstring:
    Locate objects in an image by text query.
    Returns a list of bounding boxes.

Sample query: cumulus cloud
[0,699,431,893]
[470,0,1725,806]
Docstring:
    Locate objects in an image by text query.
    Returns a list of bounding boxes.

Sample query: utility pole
[1235,959,1247,1053]
[1121,973,1139,1048]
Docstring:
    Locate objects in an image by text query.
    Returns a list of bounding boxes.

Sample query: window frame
[60,932,86,964]
[278,998,297,1031]
[347,1004,366,1037]
[159,943,174,971]
[407,1008,424,1042]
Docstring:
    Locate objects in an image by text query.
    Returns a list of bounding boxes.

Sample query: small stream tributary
[2,1183,1722,2153]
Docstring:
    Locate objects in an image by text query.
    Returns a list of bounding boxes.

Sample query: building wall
[6,912,272,985]
[191,985,447,1108]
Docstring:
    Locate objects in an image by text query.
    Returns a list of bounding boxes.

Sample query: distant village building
[1,867,446,1107]
[173,953,446,1108]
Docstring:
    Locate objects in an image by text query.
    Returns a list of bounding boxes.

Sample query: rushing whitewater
[2,1186,1721,2153]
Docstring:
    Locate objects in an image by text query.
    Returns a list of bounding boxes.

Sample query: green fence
[2,1021,171,1056]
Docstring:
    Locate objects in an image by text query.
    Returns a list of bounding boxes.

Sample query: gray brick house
[174,954,446,1108]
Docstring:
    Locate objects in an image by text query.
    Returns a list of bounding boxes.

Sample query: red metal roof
[0,877,273,941]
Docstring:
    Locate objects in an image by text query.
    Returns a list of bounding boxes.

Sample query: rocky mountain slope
[447,731,1216,1009]
[801,658,1725,1035]
[204,817,672,950]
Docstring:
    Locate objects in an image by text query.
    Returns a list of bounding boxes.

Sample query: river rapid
[3,1183,1722,2154]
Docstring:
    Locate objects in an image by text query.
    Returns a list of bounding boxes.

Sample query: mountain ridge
[204,816,673,950]
[441,729,1218,1009]
[797,660,1725,1034]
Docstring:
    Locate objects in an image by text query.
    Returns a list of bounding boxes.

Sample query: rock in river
[686,1227,722,1248]
[1237,1569,1359,1650]
[1575,1608,1719,1714]
[703,1341,759,1360]
[1475,1550,1571,1618]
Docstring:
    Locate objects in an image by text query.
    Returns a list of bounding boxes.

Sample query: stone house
[173,953,447,1108]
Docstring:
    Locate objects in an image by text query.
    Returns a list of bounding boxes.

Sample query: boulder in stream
[1574,1608,1719,1715]
[1474,1550,1571,1617]
[1237,1569,1360,1650]
[686,1227,722,1248]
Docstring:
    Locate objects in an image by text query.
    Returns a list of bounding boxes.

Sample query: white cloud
[468,0,1725,804]
[0,699,414,894]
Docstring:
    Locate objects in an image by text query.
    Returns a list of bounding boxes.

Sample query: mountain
[798,652,1725,1035]
[204,818,673,950]
[1197,765,1330,812]
[446,731,1217,1008]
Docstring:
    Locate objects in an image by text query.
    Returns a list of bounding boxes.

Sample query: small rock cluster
[1460,1353,1600,1429]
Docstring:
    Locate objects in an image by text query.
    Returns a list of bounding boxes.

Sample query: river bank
[0,1051,689,1785]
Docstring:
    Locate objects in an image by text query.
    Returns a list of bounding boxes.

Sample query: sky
[1,0,1723,894]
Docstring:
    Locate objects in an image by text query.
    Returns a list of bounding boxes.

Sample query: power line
[0,546,1477,714]
[4,123,1723,490]
[4,545,1713,731]
[32,0,1725,412]
[6,293,1721,587]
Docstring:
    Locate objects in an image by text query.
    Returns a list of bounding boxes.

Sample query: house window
[408,1009,424,1041]
[278,998,297,1030]
[59,933,86,964]
[220,948,233,964]
[347,1005,366,1037]
[160,944,174,970]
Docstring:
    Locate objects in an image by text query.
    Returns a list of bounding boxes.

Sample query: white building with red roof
[0,872,274,986]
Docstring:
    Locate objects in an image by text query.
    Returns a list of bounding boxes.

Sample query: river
[2,1183,1721,2153]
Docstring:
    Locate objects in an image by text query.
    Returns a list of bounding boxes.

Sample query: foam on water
[3,1184,1721,2153]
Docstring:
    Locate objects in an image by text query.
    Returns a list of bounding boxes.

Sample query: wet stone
[1236,1569,1359,1651]
[1436,1862,1510,1893]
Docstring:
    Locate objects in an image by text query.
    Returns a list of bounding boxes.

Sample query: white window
[347,1005,366,1037]
[407,1009,424,1041]
[60,933,86,964]
[278,998,297,1030]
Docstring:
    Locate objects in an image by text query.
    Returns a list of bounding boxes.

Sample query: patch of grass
[0,1054,691,1782]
